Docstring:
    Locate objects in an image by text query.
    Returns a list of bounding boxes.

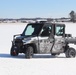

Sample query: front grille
[15,39,23,46]
[15,39,22,43]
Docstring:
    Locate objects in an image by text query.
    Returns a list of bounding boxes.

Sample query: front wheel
[25,46,34,59]
[51,53,56,56]
[10,46,19,56]
[65,47,76,58]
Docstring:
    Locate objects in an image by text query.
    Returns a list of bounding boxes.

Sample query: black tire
[51,53,56,56]
[65,47,76,58]
[25,46,34,59]
[10,46,19,56]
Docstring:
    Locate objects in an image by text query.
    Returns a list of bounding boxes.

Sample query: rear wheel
[65,47,76,58]
[10,46,19,56]
[25,46,34,59]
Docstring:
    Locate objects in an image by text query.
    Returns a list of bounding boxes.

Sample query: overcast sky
[0,0,76,18]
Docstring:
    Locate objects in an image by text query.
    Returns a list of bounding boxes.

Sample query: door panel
[51,24,65,54]
[52,36,65,53]
[38,24,54,53]
[38,36,54,53]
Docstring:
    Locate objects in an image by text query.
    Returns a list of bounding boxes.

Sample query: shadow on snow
[0,53,66,59]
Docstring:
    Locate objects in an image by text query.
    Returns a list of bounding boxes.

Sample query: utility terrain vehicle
[10,22,76,58]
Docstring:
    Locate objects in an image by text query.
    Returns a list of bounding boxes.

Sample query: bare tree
[69,10,76,22]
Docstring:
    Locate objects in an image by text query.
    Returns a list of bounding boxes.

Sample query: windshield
[22,24,43,36]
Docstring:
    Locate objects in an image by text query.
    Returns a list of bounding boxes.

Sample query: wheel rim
[69,50,75,57]
[13,50,16,55]
[30,47,33,57]
[26,46,33,58]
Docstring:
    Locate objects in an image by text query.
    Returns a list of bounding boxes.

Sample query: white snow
[0,23,76,75]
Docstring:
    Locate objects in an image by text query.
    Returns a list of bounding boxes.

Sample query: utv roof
[28,22,65,26]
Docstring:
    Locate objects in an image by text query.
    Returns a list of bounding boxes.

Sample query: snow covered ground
[0,23,76,75]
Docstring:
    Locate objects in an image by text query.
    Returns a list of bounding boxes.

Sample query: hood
[16,35,37,41]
